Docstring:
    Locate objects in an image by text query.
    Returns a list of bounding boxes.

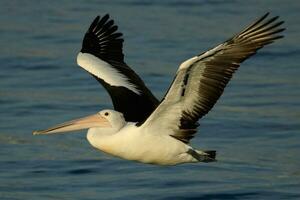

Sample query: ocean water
[0,0,300,199]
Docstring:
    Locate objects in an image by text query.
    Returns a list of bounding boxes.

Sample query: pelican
[34,13,284,165]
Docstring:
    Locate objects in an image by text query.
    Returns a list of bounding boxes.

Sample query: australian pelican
[34,13,284,165]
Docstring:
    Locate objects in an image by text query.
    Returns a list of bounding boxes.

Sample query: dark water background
[1,0,299,199]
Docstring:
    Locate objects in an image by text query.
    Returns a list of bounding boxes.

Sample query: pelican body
[34,110,215,165]
[34,13,284,165]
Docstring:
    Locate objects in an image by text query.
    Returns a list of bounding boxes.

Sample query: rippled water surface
[1,1,300,199]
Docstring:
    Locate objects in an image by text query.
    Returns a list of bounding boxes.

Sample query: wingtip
[89,14,112,32]
[261,12,270,20]
[263,12,283,24]
[264,12,270,17]
[102,14,110,22]
[279,27,286,32]
[89,16,100,32]
[259,12,282,26]
[82,13,125,63]
[95,14,110,19]
[103,13,110,18]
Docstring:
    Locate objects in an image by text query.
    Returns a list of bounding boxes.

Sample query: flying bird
[34,13,284,165]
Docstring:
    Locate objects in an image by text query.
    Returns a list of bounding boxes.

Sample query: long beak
[33,114,111,135]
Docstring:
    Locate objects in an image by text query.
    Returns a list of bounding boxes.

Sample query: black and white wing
[77,14,159,122]
[139,13,285,143]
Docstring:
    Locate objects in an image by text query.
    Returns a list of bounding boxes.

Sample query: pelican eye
[104,112,109,116]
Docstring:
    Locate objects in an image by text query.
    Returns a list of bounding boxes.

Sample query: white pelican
[34,13,284,165]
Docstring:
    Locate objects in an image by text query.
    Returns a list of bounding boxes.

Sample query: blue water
[1,1,300,199]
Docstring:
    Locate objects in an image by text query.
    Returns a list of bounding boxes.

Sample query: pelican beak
[33,114,111,135]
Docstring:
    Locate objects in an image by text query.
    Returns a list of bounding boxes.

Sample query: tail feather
[204,150,216,161]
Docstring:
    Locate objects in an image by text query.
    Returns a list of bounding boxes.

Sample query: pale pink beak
[33,114,111,135]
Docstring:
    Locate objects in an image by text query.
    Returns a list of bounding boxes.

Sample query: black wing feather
[79,15,159,122]
[81,14,124,63]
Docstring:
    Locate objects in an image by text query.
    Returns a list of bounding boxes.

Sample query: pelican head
[33,109,126,135]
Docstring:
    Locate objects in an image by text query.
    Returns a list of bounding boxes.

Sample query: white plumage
[77,52,141,95]
[86,111,202,165]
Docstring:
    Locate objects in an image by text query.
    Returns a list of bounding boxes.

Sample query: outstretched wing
[139,13,285,143]
[77,14,158,122]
